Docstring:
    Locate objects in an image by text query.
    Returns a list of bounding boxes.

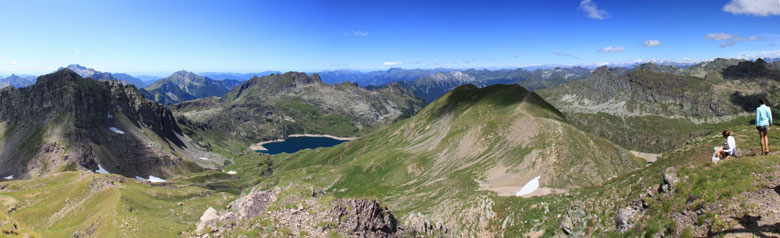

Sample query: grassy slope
[564,113,753,153]
[489,118,780,236]
[256,84,644,235]
[0,172,238,237]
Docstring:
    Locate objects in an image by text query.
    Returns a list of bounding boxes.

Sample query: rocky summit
[142,70,241,105]
[0,69,224,180]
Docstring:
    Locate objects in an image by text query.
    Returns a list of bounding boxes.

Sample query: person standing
[756,99,773,155]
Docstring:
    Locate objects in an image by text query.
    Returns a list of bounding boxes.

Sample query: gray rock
[660,167,679,194]
[196,207,219,234]
[616,207,637,233]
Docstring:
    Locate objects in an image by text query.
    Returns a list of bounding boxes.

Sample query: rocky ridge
[186,185,443,237]
[0,69,224,179]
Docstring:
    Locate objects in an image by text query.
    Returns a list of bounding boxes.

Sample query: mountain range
[141,70,242,105]
[60,64,148,87]
[1,58,780,237]
[538,58,780,152]
[173,72,426,145]
[0,74,36,89]
[198,71,280,81]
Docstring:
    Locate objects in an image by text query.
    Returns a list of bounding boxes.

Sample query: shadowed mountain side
[0,69,224,179]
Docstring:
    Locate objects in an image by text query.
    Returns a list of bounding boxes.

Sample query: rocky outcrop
[615,207,638,232]
[188,185,427,237]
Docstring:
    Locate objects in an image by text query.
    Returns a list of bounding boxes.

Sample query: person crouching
[717,130,736,159]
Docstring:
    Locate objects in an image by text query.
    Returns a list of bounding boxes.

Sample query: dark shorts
[757,126,769,133]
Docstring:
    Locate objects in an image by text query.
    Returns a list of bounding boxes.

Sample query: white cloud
[579,0,609,19]
[597,46,625,53]
[73,49,81,55]
[723,0,780,16]
[10,61,17,65]
[719,35,762,48]
[344,30,368,37]
[704,33,734,40]
[643,40,661,47]
[353,31,368,37]
[383,61,403,66]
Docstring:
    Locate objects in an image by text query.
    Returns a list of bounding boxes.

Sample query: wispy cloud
[597,46,624,53]
[769,43,777,47]
[382,61,403,66]
[721,35,762,48]
[704,33,734,40]
[344,30,368,37]
[579,0,609,19]
[73,49,81,55]
[723,0,780,16]
[704,33,764,48]
[552,52,580,59]
[643,40,661,47]
[10,61,17,65]
[740,50,780,59]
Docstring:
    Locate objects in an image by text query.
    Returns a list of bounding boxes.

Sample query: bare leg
[760,131,766,155]
[765,131,770,153]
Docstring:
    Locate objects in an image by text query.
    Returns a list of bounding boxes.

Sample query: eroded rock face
[0,69,209,179]
[330,199,398,235]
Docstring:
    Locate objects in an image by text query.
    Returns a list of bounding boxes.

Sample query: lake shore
[249,134,357,151]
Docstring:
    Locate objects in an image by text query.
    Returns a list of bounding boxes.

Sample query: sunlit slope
[264,84,644,230]
[0,172,235,238]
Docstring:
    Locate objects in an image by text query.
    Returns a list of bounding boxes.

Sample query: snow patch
[107,113,113,119]
[95,164,110,174]
[135,176,167,183]
[515,176,540,196]
[200,157,209,160]
[109,127,125,134]
[149,176,166,183]
[3,175,12,180]
[227,170,237,175]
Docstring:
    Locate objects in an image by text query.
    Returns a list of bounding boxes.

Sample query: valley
[1,57,779,237]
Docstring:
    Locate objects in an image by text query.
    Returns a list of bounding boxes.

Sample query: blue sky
[0,0,779,75]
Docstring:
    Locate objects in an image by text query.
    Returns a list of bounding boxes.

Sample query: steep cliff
[0,69,224,179]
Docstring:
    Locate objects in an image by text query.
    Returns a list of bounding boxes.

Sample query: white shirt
[724,136,736,155]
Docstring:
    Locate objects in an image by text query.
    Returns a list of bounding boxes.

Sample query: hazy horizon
[1,0,779,75]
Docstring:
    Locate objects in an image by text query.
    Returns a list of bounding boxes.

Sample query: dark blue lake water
[255,136,349,155]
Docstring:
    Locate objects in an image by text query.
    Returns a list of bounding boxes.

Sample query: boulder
[660,167,679,194]
[195,207,219,234]
[616,207,638,232]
